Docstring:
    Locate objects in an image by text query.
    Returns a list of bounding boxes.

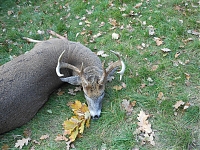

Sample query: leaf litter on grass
[55,100,91,149]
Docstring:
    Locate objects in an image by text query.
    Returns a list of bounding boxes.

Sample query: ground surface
[0,0,199,150]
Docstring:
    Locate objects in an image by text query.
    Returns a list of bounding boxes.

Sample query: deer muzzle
[84,92,105,119]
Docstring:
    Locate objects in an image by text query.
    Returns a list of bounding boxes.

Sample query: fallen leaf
[57,88,65,96]
[15,137,31,149]
[140,83,146,88]
[113,85,123,91]
[161,48,171,52]
[68,89,76,96]
[61,100,91,143]
[151,65,159,71]
[136,110,155,146]
[1,144,9,150]
[32,140,40,145]
[121,99,134,114]
[148,25,155,35]
[7,10,14,15]
[154,37,163,46]
[184,73,190,80]
[121,82,127,88]
[40,134,49,140]
[183,102,190,110]
[173,100,185,109]
[69,127,79,142]
[157,92,164,100]
[55,134,68,141]
[112,33,120,40]
[175,52,181,58]
[74,86,82,92]
[134,3,142,8]
[109,18,118,27]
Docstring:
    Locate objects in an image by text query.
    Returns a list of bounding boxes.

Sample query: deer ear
[60,76,82,85]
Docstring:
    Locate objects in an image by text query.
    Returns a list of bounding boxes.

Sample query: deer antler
[98,50,125,84]
[56,50,88,86]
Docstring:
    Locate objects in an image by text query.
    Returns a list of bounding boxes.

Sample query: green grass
[0,0,200,149]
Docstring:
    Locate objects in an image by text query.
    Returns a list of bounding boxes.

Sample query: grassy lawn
[0,0,199,149]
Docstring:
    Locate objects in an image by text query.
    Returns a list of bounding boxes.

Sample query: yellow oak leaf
[63,119,78,135]
[68,100,82,110]
[79,120,86,134]
[69,127,79,142]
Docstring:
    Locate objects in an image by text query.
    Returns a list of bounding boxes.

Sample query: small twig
[22,37,42,43]
[47,29,67,40]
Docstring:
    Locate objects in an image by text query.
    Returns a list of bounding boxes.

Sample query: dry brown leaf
[134,3,142,8]
[157,92,164,100]
[121,82,127,88]
[183,102,190,110]
[113,85,123,91]
[112,33,120,40]
[109,18,118,26]
[151,65,159,71]
[184,73,190,80]
[7,10,14,16]
[136,110,155,146]
[154,37,163,46]
[161,48,171,52]
[68,89,76,96]
[121,99,134,114]
[1,144,9,150]
[140,83,146,89]
[40,134,49,140]
[97,50,109,57]
[148,25,155,36]
[15,137,31,149]
[57,88,65,96]
[173,100,185,109]
[55,135,68,141]
[74,86,82,92]
[175,52,181,58]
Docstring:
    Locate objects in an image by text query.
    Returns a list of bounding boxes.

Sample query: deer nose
[92,115,100,119]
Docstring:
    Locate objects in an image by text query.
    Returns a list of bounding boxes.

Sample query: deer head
[56,50,125,119]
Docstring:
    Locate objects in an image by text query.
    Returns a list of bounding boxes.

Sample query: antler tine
[56,50,66,77]
[56,50,81,77]
[98,61,106,85]
[56,51,89,86]
[47,29,67,40]
[110,50,125,80]
[99,50,125,84]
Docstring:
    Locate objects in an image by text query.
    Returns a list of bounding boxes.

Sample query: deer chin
[84,92,105,119]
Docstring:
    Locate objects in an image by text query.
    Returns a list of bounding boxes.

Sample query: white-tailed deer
[0,30,125,134]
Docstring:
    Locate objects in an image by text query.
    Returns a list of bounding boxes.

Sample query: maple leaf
[15,137,31,149]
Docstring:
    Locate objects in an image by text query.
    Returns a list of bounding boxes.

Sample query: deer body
[0,38,103,134]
